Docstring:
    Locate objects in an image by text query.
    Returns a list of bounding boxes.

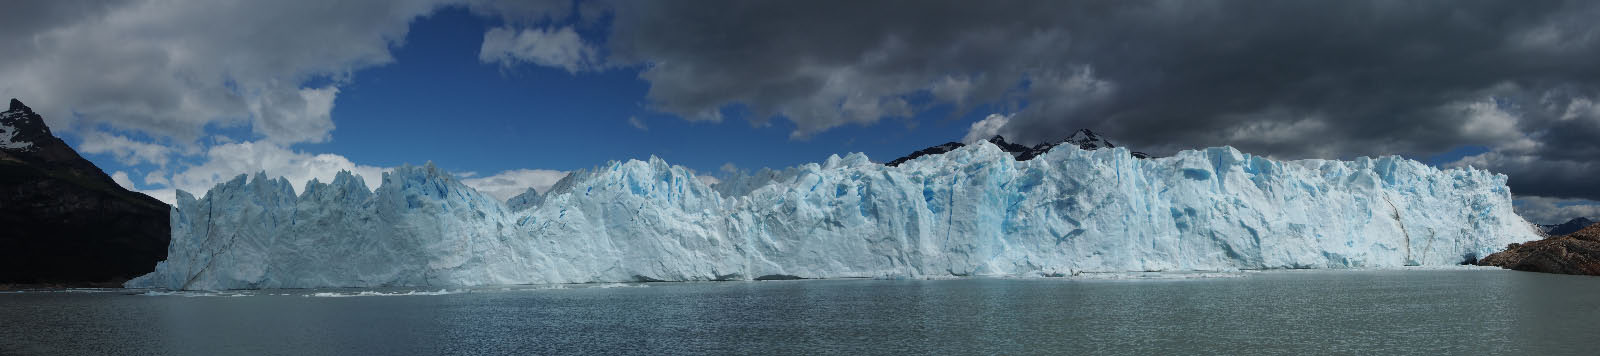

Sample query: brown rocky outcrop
[1477,224,1600,275]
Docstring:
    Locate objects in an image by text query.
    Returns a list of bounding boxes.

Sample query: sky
[2,0,1598,224]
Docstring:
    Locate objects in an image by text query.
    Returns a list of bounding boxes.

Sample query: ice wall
[128,142,1539,290]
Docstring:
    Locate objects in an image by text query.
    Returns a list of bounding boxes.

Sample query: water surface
[2,269,1596,355]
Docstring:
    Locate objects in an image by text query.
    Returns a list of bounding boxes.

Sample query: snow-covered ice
[127,141,1540,290]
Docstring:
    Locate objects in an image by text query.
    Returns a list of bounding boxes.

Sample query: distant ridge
[1537,217,1596,237]
[885,129,1148,167]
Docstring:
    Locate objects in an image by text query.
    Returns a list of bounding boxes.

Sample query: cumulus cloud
[14,1,1600,205]
[248,86,340,144]
[1450,149,1600,200]
[962,114,1010,144]
[110,171,136,191]
[491,0,1600,200]
[123,141,391,204]
[0,1,609,205]
[77,131,173,166]
[0,0,453,145]
[479,26,599,73]
[1443,90,1600,200]
[574,1,1595,150]
[142,171,169,187]
[1516,196,1600,225]
[460,169,570,202]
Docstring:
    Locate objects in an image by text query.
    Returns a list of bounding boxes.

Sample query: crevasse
[127,142,1539,290]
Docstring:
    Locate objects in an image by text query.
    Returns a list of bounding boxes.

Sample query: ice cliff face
[129,142,1539,290]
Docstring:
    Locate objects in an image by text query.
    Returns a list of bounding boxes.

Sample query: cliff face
[1479,224,1600,276]
[0,99,170,284]
[132,140,1535,290]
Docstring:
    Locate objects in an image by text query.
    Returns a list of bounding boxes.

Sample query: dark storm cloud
[555,0,1600,200]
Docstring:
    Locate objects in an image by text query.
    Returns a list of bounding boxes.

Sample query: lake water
[2,269,1596,355]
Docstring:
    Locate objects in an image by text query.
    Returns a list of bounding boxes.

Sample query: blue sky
[78,6,1483,179]
[316,8,981,174]
[73,7,987,189]
[3,1,1598,223]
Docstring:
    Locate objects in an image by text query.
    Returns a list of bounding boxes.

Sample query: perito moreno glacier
[128,141,1539,290]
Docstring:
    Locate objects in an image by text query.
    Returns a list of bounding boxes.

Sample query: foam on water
[304,289,460,298]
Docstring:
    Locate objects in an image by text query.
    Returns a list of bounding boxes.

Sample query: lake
[2,268,1596,355]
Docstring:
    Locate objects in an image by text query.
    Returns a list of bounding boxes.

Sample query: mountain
[1536,217,1595,237]
[1479,223,1600,275]
[884,129,1148,167]
[0,99,170,285]
[128,140,1536,290]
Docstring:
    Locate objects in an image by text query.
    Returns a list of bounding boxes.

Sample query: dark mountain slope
[0,99,170,285]
[1537,217,1596,237]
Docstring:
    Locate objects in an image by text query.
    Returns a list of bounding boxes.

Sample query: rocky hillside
[1477,224,1600,276]
[0,99,170,285]
[885,129,1148,167]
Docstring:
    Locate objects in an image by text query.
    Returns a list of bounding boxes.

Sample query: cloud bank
[460,169,570,202]
[497,0,1600,204]
[7,1,1600,218]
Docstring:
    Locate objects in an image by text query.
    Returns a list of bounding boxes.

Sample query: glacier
[127,142,1540,290]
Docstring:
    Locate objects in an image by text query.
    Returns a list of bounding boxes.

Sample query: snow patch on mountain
[1,105,36,151]
[0,122,31,150]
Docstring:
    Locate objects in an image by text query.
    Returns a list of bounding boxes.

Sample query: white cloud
[160,141,390,202]
[1559,96,1600,121]
[460,168,570,202]
[0,1,609,206]
[930,75,974,105]
[1217,112,1336,158]
[0,0,453,145]
[1516,196,1600,225]
[136,188,178,205]
[1452,98,1538,153]
[248,86,339,144]
[77,131,173,166]
[479,26,598,73]
[772,65,916,138]
[962,113,1011,144]
[627,116,648,131]
[695,175,721,186]
[142,171,169,187]
[111,171,137,191]
[132,144,573,205]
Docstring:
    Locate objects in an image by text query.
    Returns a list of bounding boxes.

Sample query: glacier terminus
[128,141,1540,290]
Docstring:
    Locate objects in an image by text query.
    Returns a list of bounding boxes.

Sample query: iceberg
[128,142,1539,290]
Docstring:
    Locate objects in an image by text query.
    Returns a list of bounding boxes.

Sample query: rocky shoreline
[1477,224,1600,276]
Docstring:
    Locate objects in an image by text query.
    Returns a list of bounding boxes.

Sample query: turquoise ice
[129,142,1539,290]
